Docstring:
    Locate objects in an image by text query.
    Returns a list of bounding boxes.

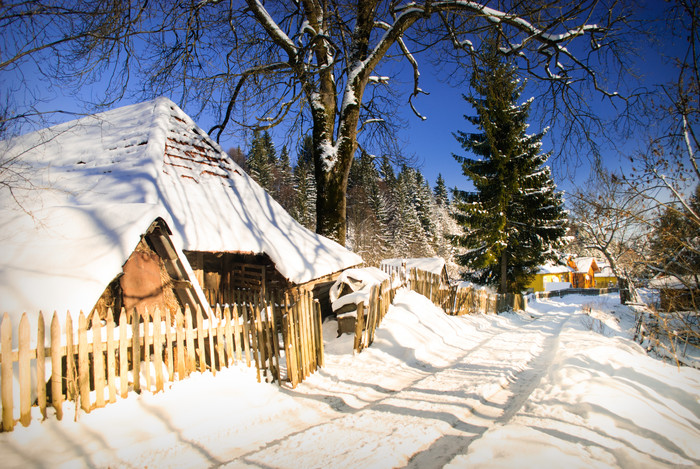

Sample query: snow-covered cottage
[0,97,362,327]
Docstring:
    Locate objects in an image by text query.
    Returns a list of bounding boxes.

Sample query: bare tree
[568,168,650,303]
[1,1,638,244]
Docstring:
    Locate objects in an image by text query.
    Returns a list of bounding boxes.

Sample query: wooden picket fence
[281,289,324,388]
[405,268,526,315]
[0,288,323,432]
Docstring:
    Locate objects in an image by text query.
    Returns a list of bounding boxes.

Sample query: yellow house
[594,264,618,288]
[527,262,572,292]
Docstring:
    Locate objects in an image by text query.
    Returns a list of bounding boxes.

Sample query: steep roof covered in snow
[0,97,362,318]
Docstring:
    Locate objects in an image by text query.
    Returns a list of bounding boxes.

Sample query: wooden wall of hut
[185,252,288,306]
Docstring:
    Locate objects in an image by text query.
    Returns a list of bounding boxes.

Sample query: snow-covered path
[225,297,572,469]
[1,290,698,468]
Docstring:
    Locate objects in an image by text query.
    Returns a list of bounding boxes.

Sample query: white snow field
[1,291,698,468]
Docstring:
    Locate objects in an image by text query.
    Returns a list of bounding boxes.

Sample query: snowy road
[225,298,572,469]
[1,290,698,468]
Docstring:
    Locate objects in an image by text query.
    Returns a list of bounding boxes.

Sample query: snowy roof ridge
[0,97,362,319]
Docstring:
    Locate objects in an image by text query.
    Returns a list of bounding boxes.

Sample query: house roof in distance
[569,256,599,274]
[536,261,573,275]
[0,97,362,320]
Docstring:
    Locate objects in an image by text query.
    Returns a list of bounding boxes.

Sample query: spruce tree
[434,174,449,207]
[247,130,274,192]
[451,37,567,294]
[275,145,297,213]
[293,136,317,230]
[347,151,391,263]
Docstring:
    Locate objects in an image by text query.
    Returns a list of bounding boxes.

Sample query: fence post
[2,313,14,431]
[19,313,31,427]
[92,315,105,408]
[119,309,129,397]
[131,309,142,393]
[106,310,117,403]
[37,312,47,419]
[314,300,324,368]
[63,313,75,409]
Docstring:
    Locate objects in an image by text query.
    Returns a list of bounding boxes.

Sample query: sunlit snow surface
[1,292,698,468]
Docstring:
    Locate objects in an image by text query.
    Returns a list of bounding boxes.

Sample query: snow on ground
[1,291,698,468]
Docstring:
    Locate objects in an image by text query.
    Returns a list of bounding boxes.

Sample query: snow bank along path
[0,290,698,468]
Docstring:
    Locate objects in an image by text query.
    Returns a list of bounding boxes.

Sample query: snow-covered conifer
[451,35,567,294]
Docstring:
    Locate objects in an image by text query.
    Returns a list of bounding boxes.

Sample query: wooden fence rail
[0,288,327,432]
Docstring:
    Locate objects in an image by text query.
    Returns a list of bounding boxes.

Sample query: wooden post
[228,304,240,365]
[248,297,262,383]
[175,309,185,380]
[18,313,31,426]
[119,309,128,398]
[142,309,151,392]
[221,305,236,366]
[305,293,316,373]
[354,302,365,353]
[238,295,252,368]
[207,309,216,374]
[36,312,47,419]
[223,305,235,365]
[106,310,117,404]
[153,308,164,392]
[1,314,14,431]
[65,313,76,406]
[92,315,105,408]
[78,312,90,412]
[216,306,226,372]
[283,292,299,388]
[131,309,141,394]
[270,292,282,385]
[196,306,206,373]
[185,306,196,376]
[299,292,309,379]
[164,309,174,382]
[315,300,324,368]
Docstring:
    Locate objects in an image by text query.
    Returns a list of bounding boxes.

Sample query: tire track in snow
[405,311,569,468]
[218,308,571,469]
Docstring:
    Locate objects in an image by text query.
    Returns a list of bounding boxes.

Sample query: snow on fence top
[0,97,362,323]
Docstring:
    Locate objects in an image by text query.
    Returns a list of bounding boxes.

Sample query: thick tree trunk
[315,160,350,244]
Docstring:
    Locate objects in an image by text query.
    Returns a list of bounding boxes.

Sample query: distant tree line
[230,132,458,268]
